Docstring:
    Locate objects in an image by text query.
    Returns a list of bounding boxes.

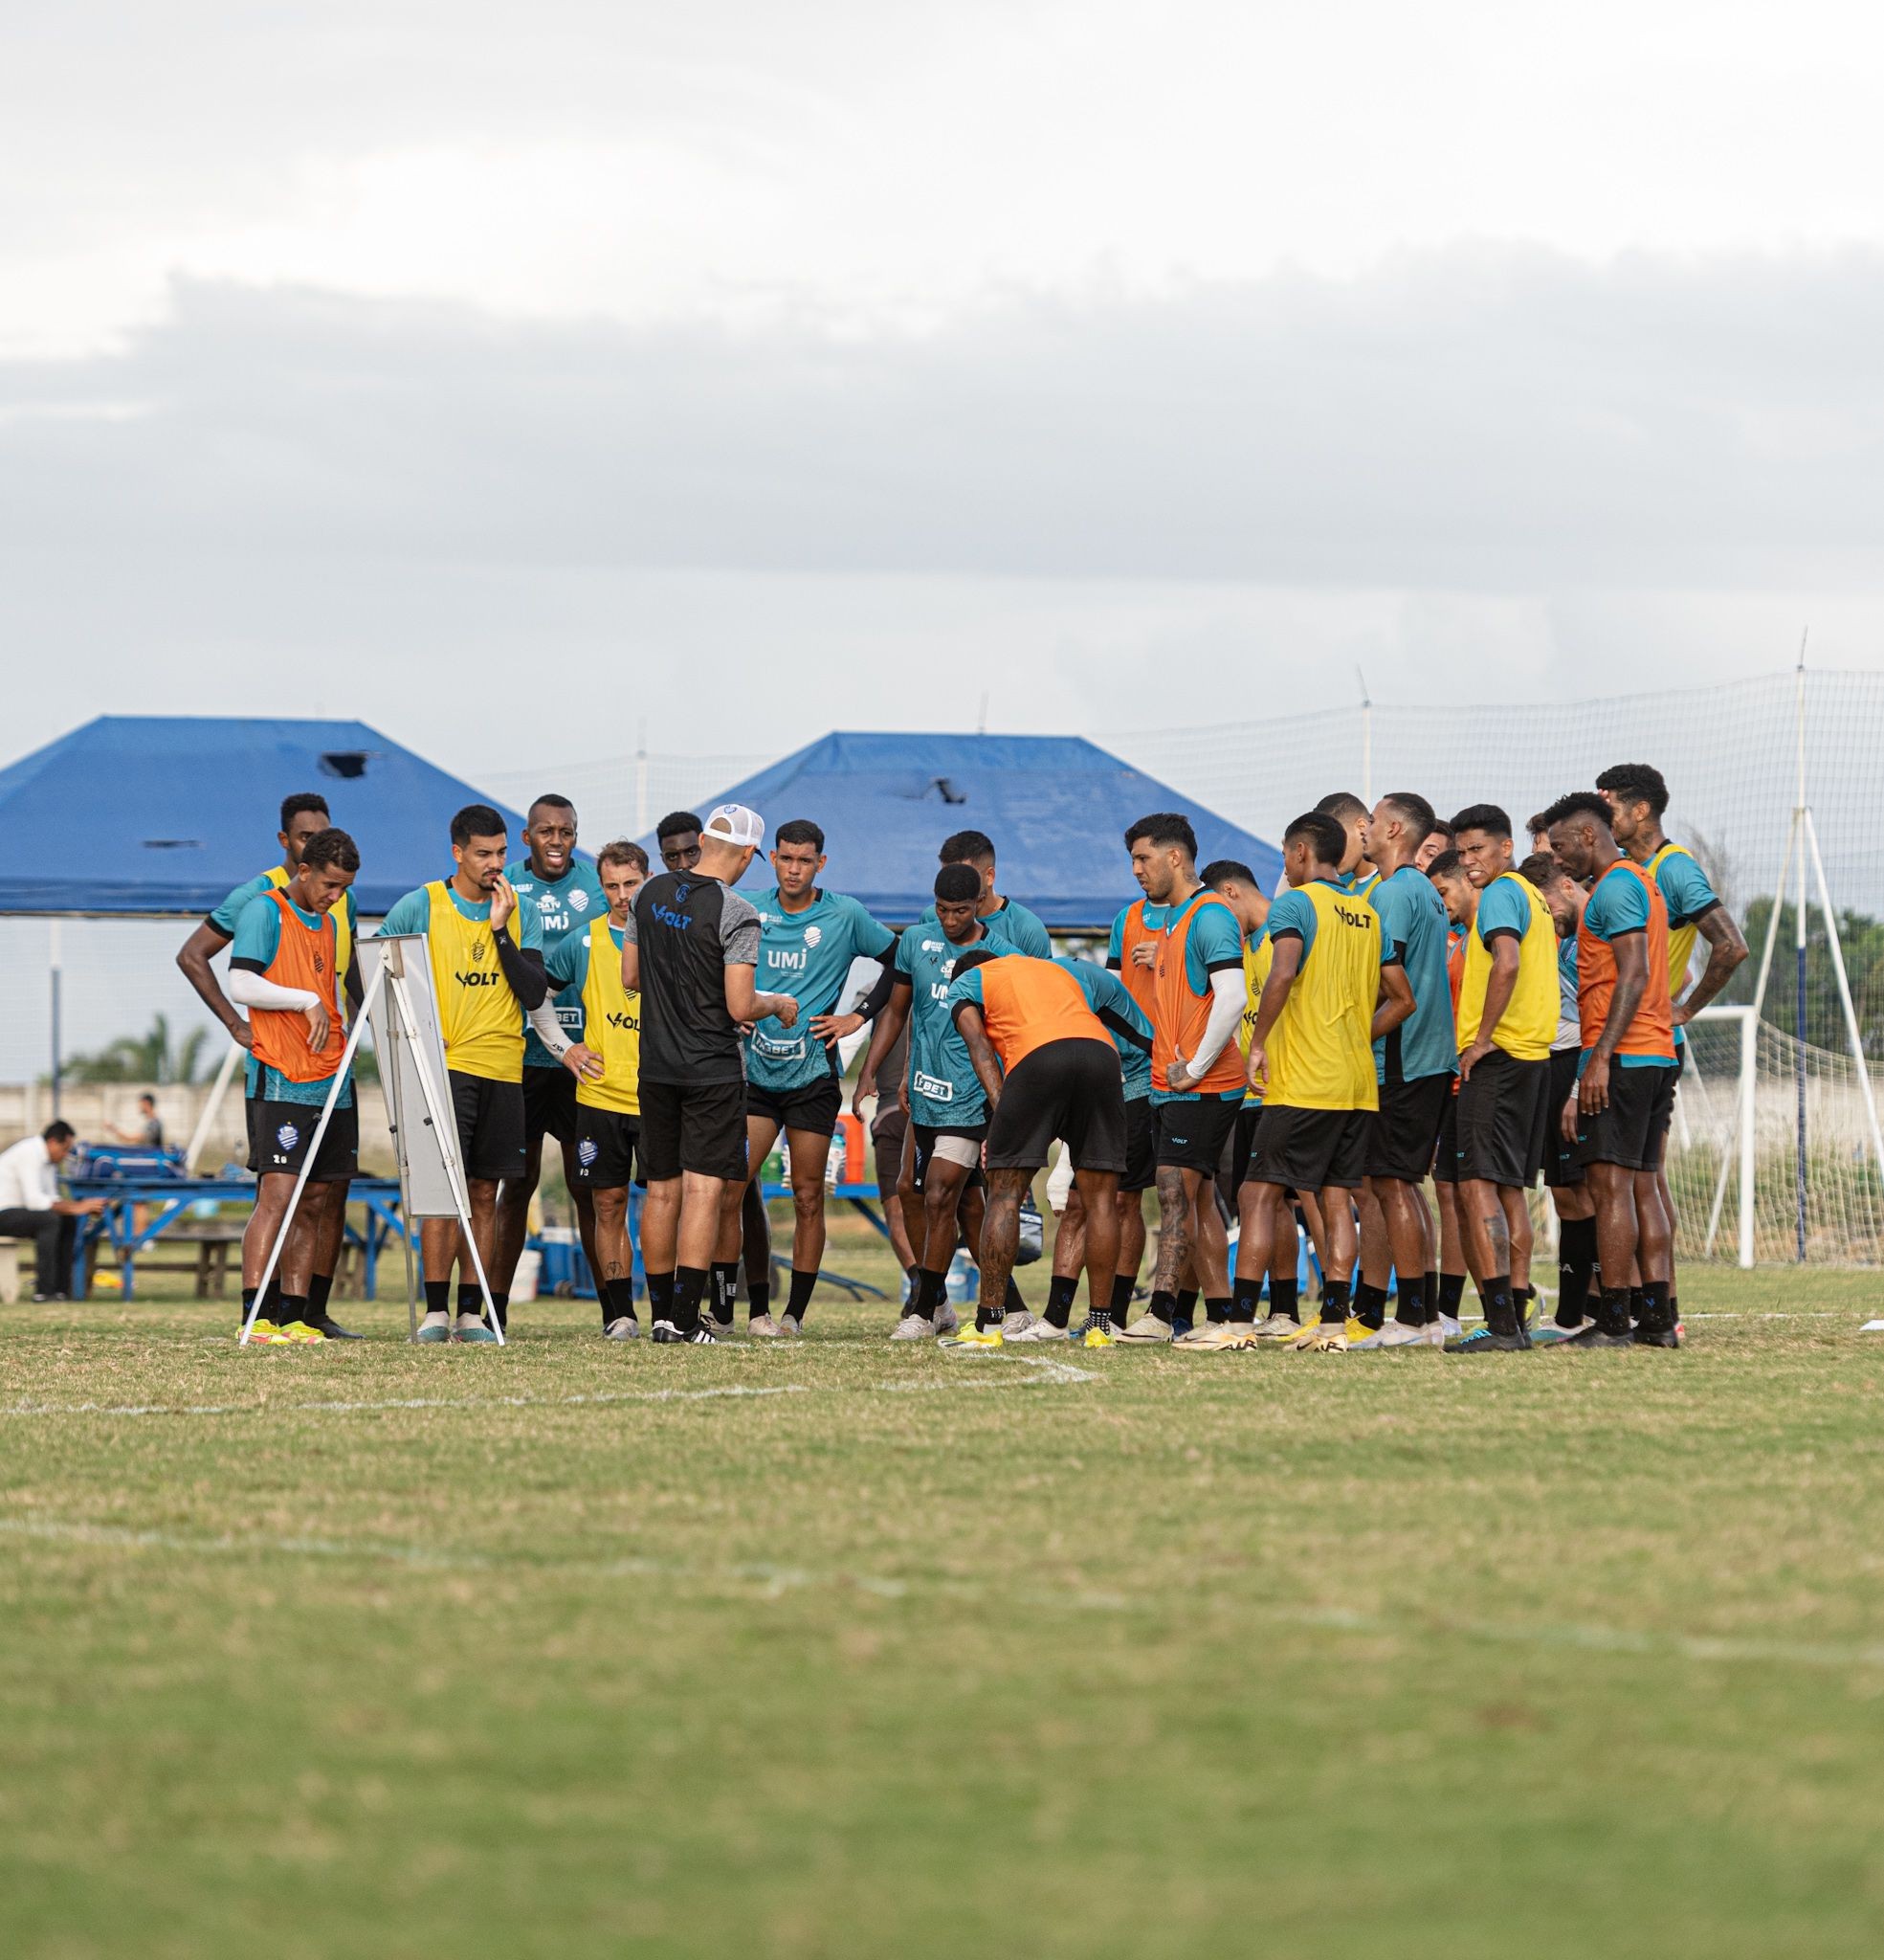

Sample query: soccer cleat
[1174,1321,1252,1351]
[652,1319,716,1344]
[1437,1314,1464,1344]
[1004,1319,1069,1343]
[1252,1312,1303,1342]
[239,1318,289,1346]
[1115,1313,1173,1344]
[941,1324,1004,1349]
[604,1316,641,1340]
[415,1312,453,1345]
[1562,1323,1634,1348]
[1079,1321,1116,1348]
[1632,1321,1681,1350]
[1001,1310,1039,1338]
[933,1302,960,1338]
[453,1316,499,1344]
[1292,1318,1349,1352]
[1533,1319,1591,1346]
[687,1322,719,1344]
[1419,1318,1449,1347]
[273,1320,326,1344]
[1455,1326,1534,1353]
[307,1315,364,1340]
[1352,1319,1430,1350]
[708,1314,735,1340]
[889,1312,935,1341]
[779,1315,803,1337]
[747,1313,782,1338]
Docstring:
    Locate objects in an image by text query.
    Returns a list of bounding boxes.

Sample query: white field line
[4,1512,1880,1674]
[0,1353,1098,1423]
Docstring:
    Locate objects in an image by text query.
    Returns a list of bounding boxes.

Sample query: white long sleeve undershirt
[224,968,317,1013]
[527,999,572,1060]
[1177,966,1248,1080]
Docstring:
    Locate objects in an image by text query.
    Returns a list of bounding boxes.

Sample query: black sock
[1484,1275,1517,1337]
[423,1280,450,1318]
[1557,1216,1597,1325]
[1640,1279,1673,1333]
[1629,1285,1645,1326]
[787,1267,818,1324]
[917,1268,948,1319]
[262,1277,283,1315]
[1110,1274,1136,1317]
[240,1285,260,1326]
[306,1273,333,1318]
[903,1265,920,1305]
[646,1270,676,1323]
[456,1283,481,1320]
[749,1278,771,1321]
[1437,1273,1467,1321]
[709,1260,739,1324]
[1148,1290,1176,1324]
[1046,1274,1078,1327]
[1175,1287,1199,1330]
[1319,1279,1351,1325]
[278,1293,307,1326]
[977,1295,1007,1330]
[1269,1276,1300,1323]
[490,1289,509,1333]
[603,1277,637,1326]
[1424,1269,1440,1324]
[1353,1281,1389,1331]
[1597,1284,1632,1335]
[673,1265,708,1334]
[1394,1277,1427,1326]
[1230,1276,1263,1323]
[1004,1276,1027,1313]
[1204,1295,1230,1325]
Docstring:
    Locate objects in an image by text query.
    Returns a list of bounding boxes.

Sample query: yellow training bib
[1457,871,1557,1062]
[577,917,641,1115]
[424,880,525,1082]
[1265,883,1381,1112]
[1649,842,1701,1002]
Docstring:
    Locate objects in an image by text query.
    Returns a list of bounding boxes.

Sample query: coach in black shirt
[622,803,798,1344]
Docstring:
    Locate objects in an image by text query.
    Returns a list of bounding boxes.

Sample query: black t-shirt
[627,872,762,1084]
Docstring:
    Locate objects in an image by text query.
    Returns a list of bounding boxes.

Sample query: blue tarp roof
[0,716,529,916]
[670,731,1281,930]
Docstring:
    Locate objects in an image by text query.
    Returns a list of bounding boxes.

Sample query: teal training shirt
[745,887,895,1093]
[507,858,606,1068]
[898,928,1014,1127]
[378,882,544,948]
[1370,866,1458,1085]
[229,890,355,1109]
[919,895,1051,958]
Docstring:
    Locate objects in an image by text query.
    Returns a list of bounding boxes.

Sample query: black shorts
[1154,1095,1241,1173]
[571,1104,641,1190]
[1454,1049,1551,1190]
[1365,1074,1453,1183]
[747,1072,843,1139]
[450,1071,528,1183]
[244,1087,262,1174]
[986,1037,1127,1174]
[1543,1047,1586,1188]
[1576,1062,1679,1173]
[1430,1090,1459,1184]
[522,1064,579,1147]
[1121,1098,1156,1192]
[1246,1105,1369,1192]
[254,1099,359,1184]
[639,1076,749,1183]
[910,1122,986,1194]
[1228,1102,1263,1191]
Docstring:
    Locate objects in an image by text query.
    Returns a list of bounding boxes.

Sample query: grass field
[5,1209,1884,1958]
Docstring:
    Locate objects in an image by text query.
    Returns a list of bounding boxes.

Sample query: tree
[61,1013,212,1085]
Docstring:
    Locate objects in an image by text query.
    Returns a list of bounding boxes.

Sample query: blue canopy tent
[664,731,1281,929]
[0,716,529,917]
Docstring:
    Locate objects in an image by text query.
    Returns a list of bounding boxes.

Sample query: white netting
[477,751,774,849]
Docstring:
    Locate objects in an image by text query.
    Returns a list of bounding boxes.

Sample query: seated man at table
[223,829,365,1344]
[0,1122,105,1303]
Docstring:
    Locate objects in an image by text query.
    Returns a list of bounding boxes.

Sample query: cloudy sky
[5,0,1884,788]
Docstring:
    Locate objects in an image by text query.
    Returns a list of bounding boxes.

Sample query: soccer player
[716,818,896,1335]
[655,812,704,874]
[922,830,1052,954]
[1540,794,1681,1348]
[224,830,364,1344]
[623,804,795,1344]
[491,795,608,1325]
[854,865,1011,1340]
[1116,814,1247,1343]
[1218,811,1409,1352]
[1448,805,1560,1352]
[944,951,1140,1347]
[1350,792,1457,1348]
[377,805,549,1343]
[1009,955,1155,1343]
[178,790,359,1333]
[1316,791,1380,896]
[1520,852,1602,1341]
[1414,818,1454,874]
[1426,849,1475,1340]
[533,840,649,1338]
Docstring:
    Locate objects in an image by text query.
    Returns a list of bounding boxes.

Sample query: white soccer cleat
[603,1316,641,1341]
[747,1313,782,1338]
[1003,1318,1069,1343]
[779,1315,803,1337]
[1115,1313,1173,1344]
[1351,1319,1429,1350]
[1000,1310,1039,1338]
[889,1313,934,1342]
[932,1302,961,1338]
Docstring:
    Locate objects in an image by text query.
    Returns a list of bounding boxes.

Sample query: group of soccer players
[177,756,1742,1351]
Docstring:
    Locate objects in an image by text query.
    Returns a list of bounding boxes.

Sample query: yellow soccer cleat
[238,1318,289,1346]
[1292,1317,1350,1353]
[941,1325,1004,1350]
[1080,1325,1116,1348]
[1174,1321,1252,1352]
[273,1320,325,1344]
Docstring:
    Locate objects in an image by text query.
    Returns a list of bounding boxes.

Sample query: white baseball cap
[702,803,765,850]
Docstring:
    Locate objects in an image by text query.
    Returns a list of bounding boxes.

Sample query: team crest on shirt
[577,1138,599,1167]
[568,887,590,912]
[472,937,488,961]
[803,924,822,947]
[276,1123,299,1151]
[312,952,325,974]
